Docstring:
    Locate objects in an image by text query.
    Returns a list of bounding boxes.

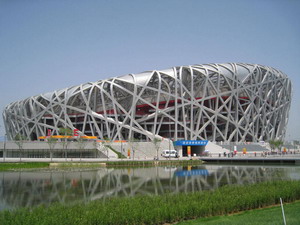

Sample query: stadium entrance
[175,140,208,157]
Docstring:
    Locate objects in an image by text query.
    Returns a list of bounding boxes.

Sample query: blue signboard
[175,140,208,146]
[175,169,209,177]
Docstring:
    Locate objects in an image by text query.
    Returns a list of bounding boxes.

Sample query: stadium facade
[3,63,292,143]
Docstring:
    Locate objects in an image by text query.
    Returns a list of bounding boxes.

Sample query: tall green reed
[1,180,300,225]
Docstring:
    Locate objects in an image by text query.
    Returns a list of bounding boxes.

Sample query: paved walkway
[1,152,300,163]
[200,153,300,165]
[0,157,191,163]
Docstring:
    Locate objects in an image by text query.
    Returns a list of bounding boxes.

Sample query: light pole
[3,133,6,162]
[121,140,123,154]
[169,117,171,151]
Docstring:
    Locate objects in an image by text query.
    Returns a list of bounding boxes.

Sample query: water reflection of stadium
[0,165,298,210]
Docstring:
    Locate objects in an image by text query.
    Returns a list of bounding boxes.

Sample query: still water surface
[1,165,299,211]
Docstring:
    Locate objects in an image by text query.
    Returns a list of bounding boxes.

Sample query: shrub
[1,180,300,225]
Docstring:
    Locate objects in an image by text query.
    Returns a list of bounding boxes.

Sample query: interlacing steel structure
[3,63,292,142]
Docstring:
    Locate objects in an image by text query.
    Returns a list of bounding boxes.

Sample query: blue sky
[0,0,299,140]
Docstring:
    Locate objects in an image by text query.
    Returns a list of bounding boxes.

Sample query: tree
[76,136,88,161]
[58,127,73,159]
[128,138,139,160]
[92,140,99,157]
[269,139,283,152]
[58,127,73,136]
[46,136,57,161]
[153,137,162,160]
[14,134,27,161]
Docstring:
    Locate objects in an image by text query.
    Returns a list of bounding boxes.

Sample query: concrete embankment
[200,154,300,165]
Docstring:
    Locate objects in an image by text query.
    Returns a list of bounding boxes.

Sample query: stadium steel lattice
[3,63,292,142]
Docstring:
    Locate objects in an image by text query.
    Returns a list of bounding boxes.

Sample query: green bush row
[1,180,300,225]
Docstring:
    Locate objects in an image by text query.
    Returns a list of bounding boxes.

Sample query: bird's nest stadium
[3,63,292,143]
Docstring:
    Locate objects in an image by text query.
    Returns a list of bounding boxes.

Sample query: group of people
[217,149,300,158]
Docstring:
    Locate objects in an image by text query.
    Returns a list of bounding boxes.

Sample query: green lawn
[177,201,300,225]
[0,162,49,171]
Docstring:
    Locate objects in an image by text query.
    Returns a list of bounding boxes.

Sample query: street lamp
[3,133,6,162]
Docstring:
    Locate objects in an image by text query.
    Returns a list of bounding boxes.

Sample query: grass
[0,162,49,171]
[1,180,300,225]
[106,146,127,158]
[49,162,106,168]
[177,201,300,225]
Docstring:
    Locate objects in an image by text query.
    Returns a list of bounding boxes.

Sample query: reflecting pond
[1,165,300,211]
